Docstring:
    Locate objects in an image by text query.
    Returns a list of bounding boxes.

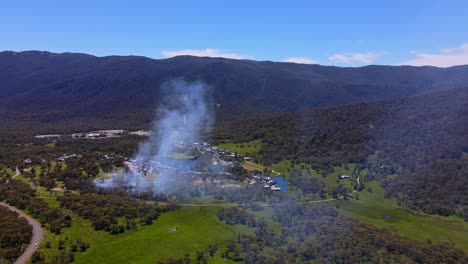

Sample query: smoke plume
[95,79,213,194]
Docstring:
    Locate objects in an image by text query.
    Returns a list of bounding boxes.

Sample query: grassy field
[10,167,248,263]
[331,181,468,251]
[167,153,197,160]
[218,140,261,157]
[269,160,355,191]
[269,160,292,175]
[38,205,252,263]
[322,164,356,190]
[240,161,265,172]
[73,207,248,264]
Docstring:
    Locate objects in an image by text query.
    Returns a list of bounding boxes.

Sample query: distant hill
[1,50,468,128]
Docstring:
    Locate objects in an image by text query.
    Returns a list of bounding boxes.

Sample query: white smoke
[95,79,213,194]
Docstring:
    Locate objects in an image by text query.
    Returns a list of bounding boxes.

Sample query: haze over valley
[1,1,467,264]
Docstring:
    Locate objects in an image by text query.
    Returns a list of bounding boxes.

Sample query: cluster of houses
[124,156,178,178]
[118,141,238,184]
[196,142,236,158]
[247,175,282,191]
[35,129,153,140]
[71,130,124,139]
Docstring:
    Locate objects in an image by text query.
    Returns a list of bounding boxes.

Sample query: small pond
[272,176,288,192]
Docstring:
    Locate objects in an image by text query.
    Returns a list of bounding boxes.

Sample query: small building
[270,185,282,191]
[58,154,77,161]
[244,157,252,162]
[262,176,271,181]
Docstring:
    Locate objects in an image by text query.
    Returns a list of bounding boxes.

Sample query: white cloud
[283,57,318,64]
[328,52,379,65]
[161,48,251,60]
[403,43,468,67]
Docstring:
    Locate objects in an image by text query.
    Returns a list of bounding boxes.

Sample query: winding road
[12,167,20,178]
[0,202,43,264]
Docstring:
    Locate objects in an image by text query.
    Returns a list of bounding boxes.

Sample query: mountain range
[2,50,468,128]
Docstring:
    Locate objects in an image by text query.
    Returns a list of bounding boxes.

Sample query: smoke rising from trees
[95,80,213,194]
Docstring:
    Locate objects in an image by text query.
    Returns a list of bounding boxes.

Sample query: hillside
[2,51,468,129]
[215,87,468,217]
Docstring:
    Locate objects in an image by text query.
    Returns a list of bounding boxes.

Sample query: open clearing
[73,207,249,264]
[331,181,468,251]
[241,161,264,172]
[218,140,261,157]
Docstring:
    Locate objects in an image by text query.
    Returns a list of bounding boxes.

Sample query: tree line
[59,192,177,234]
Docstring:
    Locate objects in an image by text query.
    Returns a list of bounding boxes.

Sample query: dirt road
[12,167,20,178]
[152,196,338,208]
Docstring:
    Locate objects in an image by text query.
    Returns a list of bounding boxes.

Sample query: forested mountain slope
[1,51,468,126]
[215,87,468,217]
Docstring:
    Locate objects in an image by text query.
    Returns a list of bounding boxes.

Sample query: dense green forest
[0,206,32,263]
[215,87,468,217]
[216,203,467,264]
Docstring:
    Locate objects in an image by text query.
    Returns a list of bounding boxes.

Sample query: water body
[272,177,288,192]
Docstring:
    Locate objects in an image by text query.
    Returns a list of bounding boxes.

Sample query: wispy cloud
[328,52,380,65]
[403,43,468,67]
[161,48,251,60]
[283,57,318,64]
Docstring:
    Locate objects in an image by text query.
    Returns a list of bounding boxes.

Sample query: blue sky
[1,0,468,66]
